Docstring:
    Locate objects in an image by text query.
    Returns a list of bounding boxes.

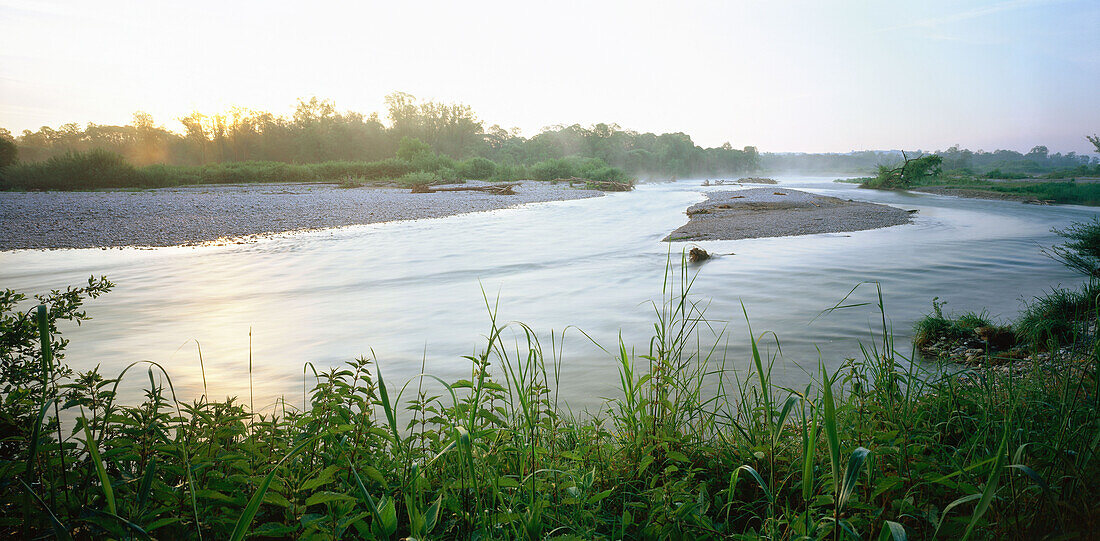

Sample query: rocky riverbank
[665,188,912,241]
[0,181,602,250]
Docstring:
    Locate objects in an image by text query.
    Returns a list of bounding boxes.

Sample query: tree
[1088,134,1100,154]
[869,153,942,189]
[396,136,433,162]
[1027,145,1049,160]
[0,128,16,168]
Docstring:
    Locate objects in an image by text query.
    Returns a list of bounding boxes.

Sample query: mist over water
[2,176,1094,411]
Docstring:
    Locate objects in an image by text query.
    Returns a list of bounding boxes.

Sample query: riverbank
[844,175,1100,206]
[665,187,912,241]
[0,181,602,250]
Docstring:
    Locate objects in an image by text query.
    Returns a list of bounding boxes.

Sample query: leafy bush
[528,156,630,183]
[395,136,433,162]
[458,157,496,180]
[529,158,577,180]
[984,168,1029,180]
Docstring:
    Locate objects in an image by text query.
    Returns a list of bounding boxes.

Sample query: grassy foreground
[2,265,1098,540]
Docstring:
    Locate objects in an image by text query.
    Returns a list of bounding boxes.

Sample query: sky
[1,0,1098,155]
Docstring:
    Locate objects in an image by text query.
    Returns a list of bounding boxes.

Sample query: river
[2,176,1094,412]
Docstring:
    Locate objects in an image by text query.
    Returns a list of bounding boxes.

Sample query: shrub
[984,168,1029,180]
[458,157,496,180]
[0,137,16,169]
[528,156,631,183]
[529,158,576,180]
[395,136,433,162]
[1016,283,1099,348]
[1044,217,1100,276]
[307,158,415,181]
[913,297,993,349]
[394,171,441,187]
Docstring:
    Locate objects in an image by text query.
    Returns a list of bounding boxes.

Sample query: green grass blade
[229,436,316,541]
[16,478,72,541]
[962,420,1011,540]
[375,363,401,448]
[837,447,871,511]
[934,494,981,538]
[879,520,907,541]
[137,456,157,511]
[802,407,819,502]
[822,367,841,496]
[24,398,55,483]
[81,419,116,515]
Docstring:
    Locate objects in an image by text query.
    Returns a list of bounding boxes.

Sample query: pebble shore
[665,188,912,241]
[0,181,602,250]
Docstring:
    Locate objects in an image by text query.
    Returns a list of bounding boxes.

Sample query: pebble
[0,181,602,250]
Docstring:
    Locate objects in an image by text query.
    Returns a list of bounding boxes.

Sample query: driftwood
[411,183,517,195]
[554,177,633,191]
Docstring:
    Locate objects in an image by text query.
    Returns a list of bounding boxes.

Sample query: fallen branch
[411,183,517,195]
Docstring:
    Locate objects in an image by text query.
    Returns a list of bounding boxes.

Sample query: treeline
[0,93,762,190]
[764,145,1099,177]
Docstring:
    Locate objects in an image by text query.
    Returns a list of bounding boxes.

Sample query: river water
[2,176,1094,412]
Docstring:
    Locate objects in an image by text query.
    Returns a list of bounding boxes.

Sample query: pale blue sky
[1,0,1097,154]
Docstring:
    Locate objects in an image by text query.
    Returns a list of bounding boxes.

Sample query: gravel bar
[665,188,911,241]
[0,181,602,250]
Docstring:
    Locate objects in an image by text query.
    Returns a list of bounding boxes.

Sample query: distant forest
[0,94,760,180]
[1,93,1096,183]
[763,146,1099,176]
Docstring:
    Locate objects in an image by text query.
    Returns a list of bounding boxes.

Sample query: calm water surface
[2,176,1094,411]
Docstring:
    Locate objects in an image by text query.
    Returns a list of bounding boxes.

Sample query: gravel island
[0,181,602,250]
[666,188,911,241]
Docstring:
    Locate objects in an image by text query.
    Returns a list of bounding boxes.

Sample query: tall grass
[0,149,635,191]
[1,265,1097,539]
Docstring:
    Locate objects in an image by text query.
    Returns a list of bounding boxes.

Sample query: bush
[913,297,993,349]
[528,156,631,183]
[491,162,528,181]
[394,171,441,187]
[529,158,576,180]
[1045,217,1100,276]
[307,158,415,181]
[458,157,496,180]
[0,137,16,169]
[984,168,1029,180]
[1016,283,1099,348]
